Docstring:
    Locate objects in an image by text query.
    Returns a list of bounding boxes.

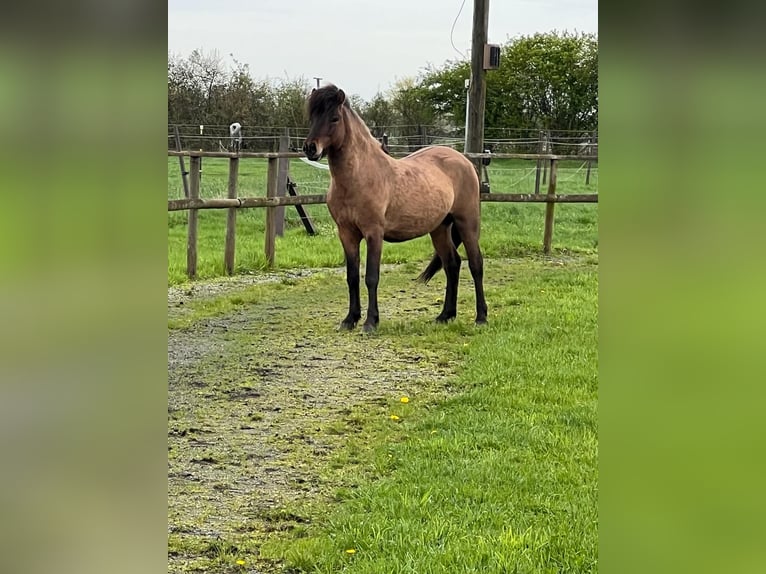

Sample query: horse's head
[303,85,348,161]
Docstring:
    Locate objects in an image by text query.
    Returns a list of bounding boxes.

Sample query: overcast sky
[168,0,597,100]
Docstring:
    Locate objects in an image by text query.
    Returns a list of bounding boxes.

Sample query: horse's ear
[311,87,316,94]
[336,89,346,105]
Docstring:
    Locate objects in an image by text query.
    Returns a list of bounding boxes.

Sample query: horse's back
[401,146,479,195]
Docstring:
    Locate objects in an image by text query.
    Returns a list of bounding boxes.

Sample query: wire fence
[168,124,598,156]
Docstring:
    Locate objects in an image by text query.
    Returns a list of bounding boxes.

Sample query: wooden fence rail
[169,151,598,279]
[168,193,596,212]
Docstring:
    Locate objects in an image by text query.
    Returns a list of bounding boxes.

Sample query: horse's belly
[383,210,445,241]
[383,230,421,243]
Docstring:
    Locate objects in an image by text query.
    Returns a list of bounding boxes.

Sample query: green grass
[168,157,598,285]
[168,257,597,573]
[265,261,598,573]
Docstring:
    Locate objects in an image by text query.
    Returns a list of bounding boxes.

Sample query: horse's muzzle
[303,140,322,161]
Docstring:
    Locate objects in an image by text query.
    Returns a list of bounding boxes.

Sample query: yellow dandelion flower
[236,559,246,565]
[345,548,356,554]
[389,414,400,421]
[400,396,409,403]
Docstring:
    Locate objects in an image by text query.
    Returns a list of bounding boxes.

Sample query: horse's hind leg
[453,217,488,325]
[429,223,461,323]
[418,220,464,283]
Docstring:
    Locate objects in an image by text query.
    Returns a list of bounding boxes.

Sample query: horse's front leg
[338,227,362,330]
[362,231,383,333]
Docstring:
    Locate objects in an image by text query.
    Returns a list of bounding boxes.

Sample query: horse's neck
[328,113,392,184]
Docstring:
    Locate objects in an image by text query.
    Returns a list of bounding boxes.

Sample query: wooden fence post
[543,158,558,255]
[275,132,289,236]
[187,155,201,278]
[224,157,239,275]
[265,157,278,267]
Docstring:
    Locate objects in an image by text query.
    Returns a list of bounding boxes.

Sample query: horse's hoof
[475,318,488,326]
[362,323,377,334]
[339,320,357,331]
[435,314,455,324]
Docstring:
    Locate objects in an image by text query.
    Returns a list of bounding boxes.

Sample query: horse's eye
[330,116,340,123]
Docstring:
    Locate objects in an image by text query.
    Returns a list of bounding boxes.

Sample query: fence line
[168,151,598,279]
[168,150,597,161]
[169,125,598,156]
[169,193,596,212]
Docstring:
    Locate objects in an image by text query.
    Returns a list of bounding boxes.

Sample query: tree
[211,58,267,128]
[359,93,397,136]
[269,78,312,128]
[388,78,435,150]
[168,52,207,124]
[390,78,433,126]
[404,31,598,135]
[417,61,471,126]
[491,31,598,132]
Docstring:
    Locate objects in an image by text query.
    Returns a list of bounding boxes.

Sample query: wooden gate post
[224,157,239,275]
[543,158,558,255]
[265,157,278,267]
[187,155,201,279]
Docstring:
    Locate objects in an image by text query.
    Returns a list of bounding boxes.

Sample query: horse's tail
[417,253,443,284]
[417,224,463,284]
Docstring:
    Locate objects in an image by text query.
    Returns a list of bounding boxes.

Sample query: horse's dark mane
[307,84,350,117]
[308,84,390,155]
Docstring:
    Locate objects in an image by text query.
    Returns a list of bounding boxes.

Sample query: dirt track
[168,267,459,572]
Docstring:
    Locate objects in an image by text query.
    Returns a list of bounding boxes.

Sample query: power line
[450,0,468,60]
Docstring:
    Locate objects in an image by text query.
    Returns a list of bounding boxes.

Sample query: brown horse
[303,84,487,332]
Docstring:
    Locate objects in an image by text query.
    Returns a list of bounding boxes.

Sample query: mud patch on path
[168,267,459,573]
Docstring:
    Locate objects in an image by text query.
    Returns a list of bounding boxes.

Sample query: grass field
[168,258,597,573]
[167,155,598,573]
[273,262,598,574]
[167,157,598,285]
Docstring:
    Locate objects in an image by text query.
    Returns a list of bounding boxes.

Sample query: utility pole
[313,77,322,88]
[465,0,489,162]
